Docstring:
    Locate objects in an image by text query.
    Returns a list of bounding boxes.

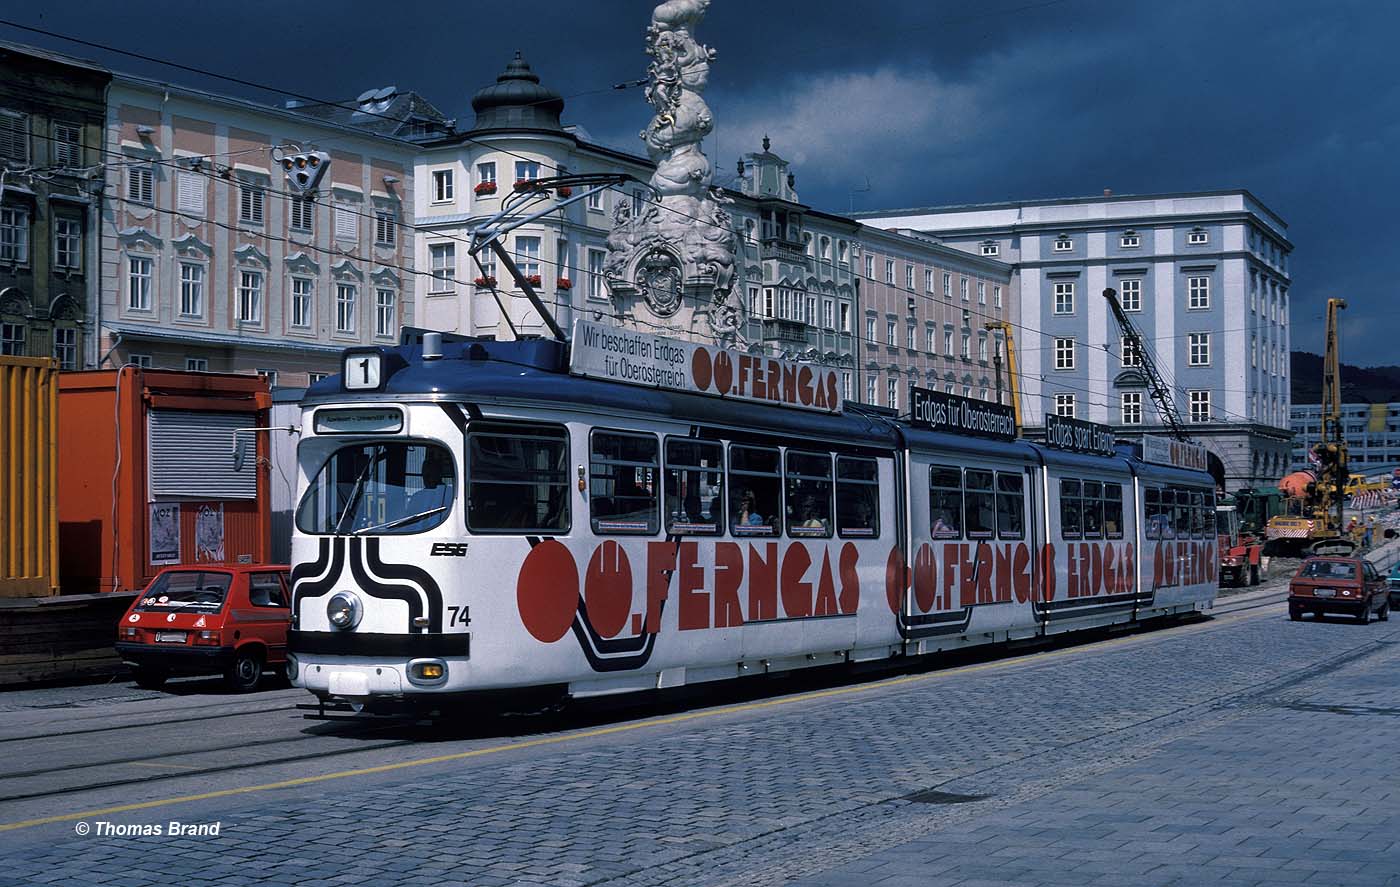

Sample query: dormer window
[980,240,999,257]
[1120,230,1140,249]
[1053,234,1072,252]
[1187,227,1208,245]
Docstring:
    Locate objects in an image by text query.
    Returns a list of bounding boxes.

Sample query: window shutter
[176,172,205,214]
[148,410,257,499]
[0,112,27,162]
[335,206,358,240]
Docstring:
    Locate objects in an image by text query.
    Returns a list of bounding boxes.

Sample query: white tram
[287,331,1218,709]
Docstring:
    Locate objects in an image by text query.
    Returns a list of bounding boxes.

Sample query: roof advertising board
[1141,435,1211,472]
[908,384,1016,442]
[1044,414,1117,457]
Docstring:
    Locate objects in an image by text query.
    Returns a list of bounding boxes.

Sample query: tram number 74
[446,606,472,628]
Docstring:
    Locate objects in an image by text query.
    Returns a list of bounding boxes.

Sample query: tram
[286,324,1217,709]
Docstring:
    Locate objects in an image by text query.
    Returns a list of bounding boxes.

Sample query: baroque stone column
[603,0,743,347]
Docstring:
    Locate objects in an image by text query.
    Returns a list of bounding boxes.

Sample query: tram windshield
[297,442,456,535]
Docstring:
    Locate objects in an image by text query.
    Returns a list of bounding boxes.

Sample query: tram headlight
[327,592,362,630]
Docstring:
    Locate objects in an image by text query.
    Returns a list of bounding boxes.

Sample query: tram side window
[729,445,781,536]
[1145,486,1161,540]
[929,465,962,539]
[1082,480,1104,539]
[1172,488,1191,539]
[1104,483,1124,539]
[664,438,723,535]
[1159,489,1177,539]
[1060,479,1082,539]
[466,423,570,533]
[786,451,833,538]
[996,472,1024,540]
[590,431,660,535]
[1204,495,1217,536]
[965,469,995,540]
[1189,491,1205,538]
[836,456,880,538]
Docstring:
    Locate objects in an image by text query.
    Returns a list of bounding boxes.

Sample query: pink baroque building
[855,225,1015,413]
[100,74,439,386]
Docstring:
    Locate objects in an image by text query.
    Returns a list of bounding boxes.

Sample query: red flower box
[526,274,542,286]
[473,276,497,287]
[474,181,497,195]
[556,277,573,290]
[513,178,535,192]
[557,186,572,198]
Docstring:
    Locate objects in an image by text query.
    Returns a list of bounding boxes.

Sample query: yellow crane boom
[984,320,1022,429]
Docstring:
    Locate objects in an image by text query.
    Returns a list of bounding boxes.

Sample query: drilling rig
[1265,297,1353,554]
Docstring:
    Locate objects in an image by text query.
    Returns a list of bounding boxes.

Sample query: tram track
[0,698,301,745]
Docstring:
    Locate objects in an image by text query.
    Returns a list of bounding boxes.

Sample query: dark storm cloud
[6,0,1396,363]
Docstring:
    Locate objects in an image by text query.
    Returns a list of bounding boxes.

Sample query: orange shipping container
[58,368,272,595]
[0,357,59,598]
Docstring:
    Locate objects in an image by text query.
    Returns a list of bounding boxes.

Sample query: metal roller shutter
[148,410,256,499]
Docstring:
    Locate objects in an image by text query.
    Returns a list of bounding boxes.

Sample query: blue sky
[6,0,1396,365]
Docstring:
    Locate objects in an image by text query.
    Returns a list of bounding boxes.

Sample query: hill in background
[1291,352,1400,404]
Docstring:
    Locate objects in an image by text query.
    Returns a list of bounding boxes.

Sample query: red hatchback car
[116,565,292,690]
[1288,556,1390,623]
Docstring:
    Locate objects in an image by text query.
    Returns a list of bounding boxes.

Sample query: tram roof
[305,339,1213,484]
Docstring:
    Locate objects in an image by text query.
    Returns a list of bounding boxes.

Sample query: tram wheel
[225,649,264,692]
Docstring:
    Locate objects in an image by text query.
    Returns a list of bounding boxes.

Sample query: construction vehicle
[1265,298,1353,554]
[1225,487,1284,537]
[984,320,1021,427]
[1215,503,1264,587]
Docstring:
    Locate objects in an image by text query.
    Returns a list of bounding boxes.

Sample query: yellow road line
[0,605,1270,833]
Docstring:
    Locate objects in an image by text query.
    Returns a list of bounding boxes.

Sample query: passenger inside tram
[736,488,767,530]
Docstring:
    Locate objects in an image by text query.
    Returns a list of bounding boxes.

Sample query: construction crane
[984,320,1022,428]
[1102,286,1186,439]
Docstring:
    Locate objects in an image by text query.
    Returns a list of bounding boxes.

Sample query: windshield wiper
[353,505,450,536]
[333,450,384,534]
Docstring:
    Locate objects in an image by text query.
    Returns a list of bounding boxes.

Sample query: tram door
[1024,463,1048,640]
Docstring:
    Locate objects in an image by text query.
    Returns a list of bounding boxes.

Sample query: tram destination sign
[569,319,842,414]
[908,385,1016,442]
[1044,414,1117,457]
[1141,435,1211,472]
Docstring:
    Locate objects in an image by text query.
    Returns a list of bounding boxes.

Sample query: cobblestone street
[3,592,1398,887]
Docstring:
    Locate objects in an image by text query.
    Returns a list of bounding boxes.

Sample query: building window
[53,328,77,369]
[185,357,208,372]
[1189,390,1211,423]
[130,354,152,369]
[127,255,152,310]
[943,328,953,357]
[993,285,1002,308]
[942,272,951,298]
[980,241,999,257]
[432,169,454,202]
[0,207,29,263]
[374,211,396,247]
[239,184,265,225]
[176,171,205,216]
[926,328,935,353]
[291,278,313,328]
[375,289,396,338]
[336,284,357,334]
[588,248,606,300]
[290,196,314,231]
[1188,276,1209,309]
[887,379,898,410]
[0,110,29,162]
[1054,393,1076,417]
[429,243,455,292]
[1,322,24,356]
[907,325,916,349]
[1054,235,1072,252]
[838,302,850,332]
[866,377,876,404]
[515,236,540,278]
[1120,231,1139,249]
[1121,392,1142,425]
[978,332,988,362]
[1250,335,1257,367]
[883,259,894,284]
[127,166,153,204]
[1121,336,1142,367]
[977,281,985,304]
[237,270,263,324]
[1120,278,1142,312]
[1054,337,1075,370]
[477,161,496,188]
[886,320,896,346]
[865,317,876,342]
[334,205,358,241]
[924,269,934,291]
[823,300,834,329]
[514,160,540,184]
[1187,228,1209,245]
[960,277,969,301]
[961,331,971,359]
[1188,332,1210,366]
[905,264,914,290]
[256,368,278,387]
[864,255,874,279]
[179,262,204,318]
[841,372,852,402]
[309,372,329,383]
[1053,282,1074,315]
[587,188,603,212]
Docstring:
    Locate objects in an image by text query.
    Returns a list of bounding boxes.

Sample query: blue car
[1388,563,1400,606]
